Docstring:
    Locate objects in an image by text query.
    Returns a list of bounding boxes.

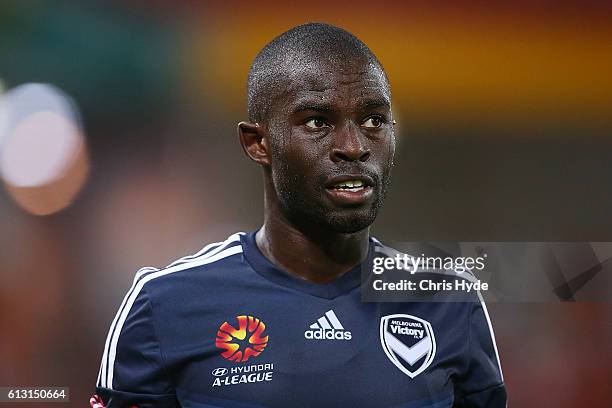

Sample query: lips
[325,175,374,206]
[325,175,374,189]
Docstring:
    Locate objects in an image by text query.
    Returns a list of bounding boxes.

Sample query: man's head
[239,23,395,234]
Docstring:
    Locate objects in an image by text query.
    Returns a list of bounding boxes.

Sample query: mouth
[325,175,374,206]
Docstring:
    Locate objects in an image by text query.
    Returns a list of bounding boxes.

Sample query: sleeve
[95,285,179,408]
[453,298,507,408]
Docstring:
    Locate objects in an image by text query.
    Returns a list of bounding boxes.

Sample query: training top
[95,231,506,407]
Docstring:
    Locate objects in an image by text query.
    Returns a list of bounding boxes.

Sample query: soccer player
[93,23,506,407]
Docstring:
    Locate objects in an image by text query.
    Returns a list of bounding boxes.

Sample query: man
[93,23,506,407]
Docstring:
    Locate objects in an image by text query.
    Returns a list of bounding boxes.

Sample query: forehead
[281,59,391,108]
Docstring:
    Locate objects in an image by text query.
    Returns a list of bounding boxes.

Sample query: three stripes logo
[304,309,352,341]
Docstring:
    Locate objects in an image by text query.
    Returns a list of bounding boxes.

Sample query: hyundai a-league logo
[216,315,269,362]
[380,314,436,378]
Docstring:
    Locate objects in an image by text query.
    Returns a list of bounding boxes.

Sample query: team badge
[380,314,436,378]
[216,315,269,362]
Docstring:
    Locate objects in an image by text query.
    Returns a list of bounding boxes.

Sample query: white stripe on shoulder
[133,266,159,282]
[165,232,244,268]
[372,238,415,260]
[98,265,159,387]
[476,291,504,382]
[105,244,243,389]
[373,244,404,258]
[98,232,244,388]
[372,241,479,280]
[371,237,383,246]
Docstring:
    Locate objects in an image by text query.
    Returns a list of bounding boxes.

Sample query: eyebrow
[289,97,391,115]
[290,100,337,115]
[359,98,391,111]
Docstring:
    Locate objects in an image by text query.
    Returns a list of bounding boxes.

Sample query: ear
[238,121,271,166]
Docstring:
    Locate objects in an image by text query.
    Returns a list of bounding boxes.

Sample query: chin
[279,192,382,234]
[324,210,377,234]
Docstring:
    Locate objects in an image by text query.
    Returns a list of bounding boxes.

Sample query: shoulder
[371,237,480,283]
[369,237,484,307]
[97,232,249,391]
[131,232,246,295]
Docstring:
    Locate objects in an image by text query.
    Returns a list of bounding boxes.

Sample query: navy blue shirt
[96,231,506,407]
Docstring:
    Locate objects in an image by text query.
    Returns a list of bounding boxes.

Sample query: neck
[256,199,370,284]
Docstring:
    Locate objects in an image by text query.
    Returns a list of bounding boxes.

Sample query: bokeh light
[0,79,8,145]
[0,83,89,215]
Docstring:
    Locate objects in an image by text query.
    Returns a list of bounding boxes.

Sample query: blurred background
[0,0,610,406]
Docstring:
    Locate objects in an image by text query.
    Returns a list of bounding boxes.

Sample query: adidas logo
[304,310,352,341]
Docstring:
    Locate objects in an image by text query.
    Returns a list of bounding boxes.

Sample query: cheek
[387,135,396,164]
[372,134,395,165]
[277,128,324,169]
[270,138,309,185]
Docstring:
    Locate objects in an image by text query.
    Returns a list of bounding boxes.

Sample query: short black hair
[247,22,389,124]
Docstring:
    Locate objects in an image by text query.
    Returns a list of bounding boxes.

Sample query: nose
[330,122,370,163]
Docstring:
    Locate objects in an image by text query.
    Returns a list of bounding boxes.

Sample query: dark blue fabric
[96,231,506,407]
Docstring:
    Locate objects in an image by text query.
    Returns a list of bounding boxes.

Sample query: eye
[304,118,330,129]
[361,116,384,129]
